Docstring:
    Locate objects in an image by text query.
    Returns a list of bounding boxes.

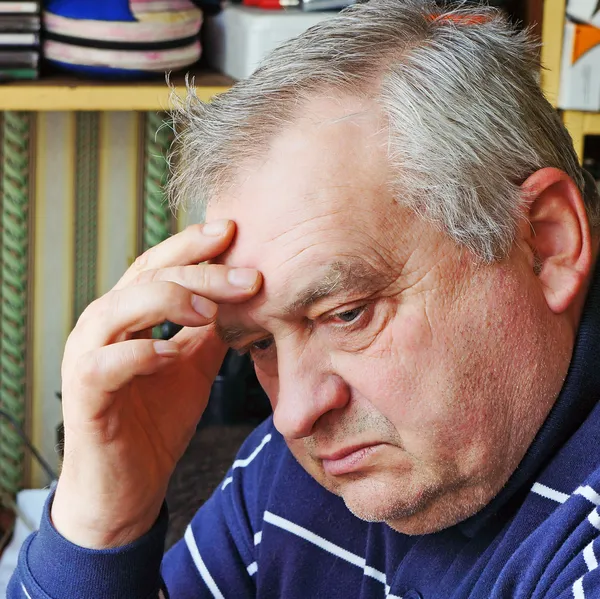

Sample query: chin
[329,475,437,528]
[388,483,501,535]
[328,473,491,536]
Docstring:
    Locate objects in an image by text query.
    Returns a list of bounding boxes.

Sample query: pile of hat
[43,0,203,78]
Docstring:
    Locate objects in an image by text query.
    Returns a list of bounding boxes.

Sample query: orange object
[571,22,600,63]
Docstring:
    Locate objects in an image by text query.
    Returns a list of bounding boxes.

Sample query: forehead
[207,94,400,273]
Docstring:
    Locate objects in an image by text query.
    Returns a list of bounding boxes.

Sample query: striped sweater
[9,260,600,599]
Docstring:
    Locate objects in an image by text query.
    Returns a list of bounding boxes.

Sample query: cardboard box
[558,20,600,111]
[203,4,336,81]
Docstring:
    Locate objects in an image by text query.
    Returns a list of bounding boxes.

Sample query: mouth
[319,443,384,476]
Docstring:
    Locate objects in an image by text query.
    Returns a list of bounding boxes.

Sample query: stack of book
[0,1,40,81]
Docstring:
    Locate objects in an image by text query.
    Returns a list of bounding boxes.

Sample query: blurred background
[0,0,595,576]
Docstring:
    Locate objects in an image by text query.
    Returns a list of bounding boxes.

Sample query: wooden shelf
[0,70,234,111]
[0,0,579,114]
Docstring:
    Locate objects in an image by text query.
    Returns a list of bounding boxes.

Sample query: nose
[272,347,350,440]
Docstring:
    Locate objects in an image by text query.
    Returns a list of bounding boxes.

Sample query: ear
[518,167,592,314]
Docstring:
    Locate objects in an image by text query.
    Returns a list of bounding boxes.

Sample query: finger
[127,264,262,303]
[71,339,182,398]
[71,281,218,353]
[114,220,235,291]
[172,321,225,353]
[170,324,229,380]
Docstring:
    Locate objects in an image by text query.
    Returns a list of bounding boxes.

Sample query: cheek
[331,302,489,460]
[332,303,439,424]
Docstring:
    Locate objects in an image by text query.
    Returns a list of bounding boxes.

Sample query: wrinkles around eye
[238,299,386,362]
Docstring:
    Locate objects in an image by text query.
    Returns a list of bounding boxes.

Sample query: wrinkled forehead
[208,192,362,264]
[206,102,393,264]
[207,191,419,330]
[206,192,409,334]
[210,194,404,335]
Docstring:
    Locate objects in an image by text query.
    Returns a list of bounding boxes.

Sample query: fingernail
[192,295,218,319]
[228,268,259,289]
[202,220,230,236]
[154,341,180,356]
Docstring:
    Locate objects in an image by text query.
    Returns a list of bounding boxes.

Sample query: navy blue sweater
[9,258,600,599]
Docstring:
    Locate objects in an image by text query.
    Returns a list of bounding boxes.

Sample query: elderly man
[10,1,600,597]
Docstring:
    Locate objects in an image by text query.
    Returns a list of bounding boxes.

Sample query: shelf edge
[0,84,231,111]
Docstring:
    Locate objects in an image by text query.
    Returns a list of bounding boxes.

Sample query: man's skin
[51,94,599,548]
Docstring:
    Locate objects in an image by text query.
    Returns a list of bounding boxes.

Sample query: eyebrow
[282,259,387,314]
[215,258,391,347]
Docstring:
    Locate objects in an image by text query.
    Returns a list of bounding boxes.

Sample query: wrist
[51,479,163,549]
[25,490,169,599]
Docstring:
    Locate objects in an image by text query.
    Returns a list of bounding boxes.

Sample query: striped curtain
[0,110,191,493]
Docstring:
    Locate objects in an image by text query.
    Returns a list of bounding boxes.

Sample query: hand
[51,220,261,549]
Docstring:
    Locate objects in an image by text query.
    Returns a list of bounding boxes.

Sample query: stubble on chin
[291,439,498,535]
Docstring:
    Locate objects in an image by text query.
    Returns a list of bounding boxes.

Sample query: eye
[235,336,275,360]
[251,337,274,352]
[331,306,366,324]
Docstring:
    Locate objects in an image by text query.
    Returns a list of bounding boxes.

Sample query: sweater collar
[458,241,600,538]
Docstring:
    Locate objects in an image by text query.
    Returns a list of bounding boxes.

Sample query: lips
[319,443,383,476]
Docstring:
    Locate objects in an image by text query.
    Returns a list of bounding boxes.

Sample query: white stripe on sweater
[531,482,569,503]
[21,584,32,599]
[531,482,600,508]
[588,509,600,531]
[584,541,598,572]
[184,526,225,599]
[572,535,600,597]
[573,576,585,599]
[364,565,386,584]
[232,434,272,469]
[221,434,272,490]
[247,562,258,576]
[264,511,387,589]
[254,531,262,545]
[576,486,600,506]
[264,511,365,568]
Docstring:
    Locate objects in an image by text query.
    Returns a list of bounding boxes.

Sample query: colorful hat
[43,0,202,78]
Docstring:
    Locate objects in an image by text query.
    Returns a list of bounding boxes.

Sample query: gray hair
[169,0,599,262]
